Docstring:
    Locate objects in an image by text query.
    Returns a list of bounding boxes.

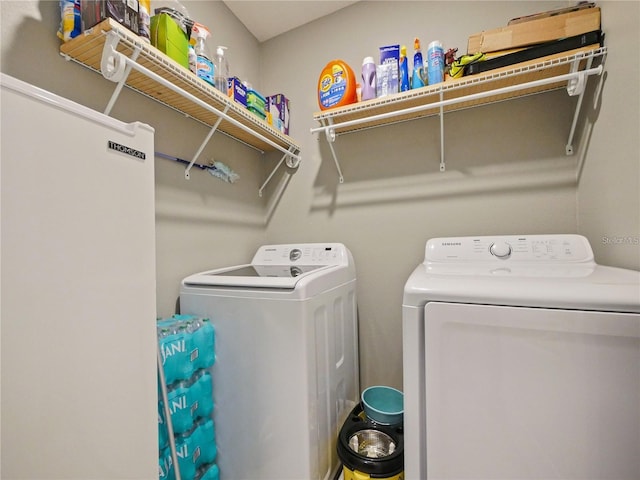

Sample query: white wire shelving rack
[311,46,607,182]
[60,19,301,196]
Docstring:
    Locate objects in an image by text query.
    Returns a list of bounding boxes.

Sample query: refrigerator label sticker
[108,141,146,160]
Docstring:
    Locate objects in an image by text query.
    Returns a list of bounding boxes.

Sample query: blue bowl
[361,386,404,425]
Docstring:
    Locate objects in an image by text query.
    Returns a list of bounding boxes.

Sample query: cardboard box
[467,7,600,54]
[228,77,247,107]
[81,0,139,35]
[266,94,290,135]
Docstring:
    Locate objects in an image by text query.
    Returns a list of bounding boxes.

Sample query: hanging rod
[100,32,302,167]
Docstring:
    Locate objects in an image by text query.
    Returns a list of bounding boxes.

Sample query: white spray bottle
[192,23,214,86]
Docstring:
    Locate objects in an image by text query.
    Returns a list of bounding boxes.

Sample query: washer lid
[182,243,352,289]
[183,263,334,289]
[403,234,640,313]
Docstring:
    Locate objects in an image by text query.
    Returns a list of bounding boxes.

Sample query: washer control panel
[425,234,594,263]
[252,243,349,266]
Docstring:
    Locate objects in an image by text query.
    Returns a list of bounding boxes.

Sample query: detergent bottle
[317,59,357,110]
[361,56,377,101]
[411,38,426,89]
[192,23,214,86]
[399,45,410,92]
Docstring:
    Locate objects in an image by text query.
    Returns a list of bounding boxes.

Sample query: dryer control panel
[425,234,594,264]
[252,243,350,266]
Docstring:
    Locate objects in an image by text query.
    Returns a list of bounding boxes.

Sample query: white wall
[575,1,640,269]
[2,1,638,392]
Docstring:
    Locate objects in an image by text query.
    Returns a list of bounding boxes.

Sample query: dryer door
[423,302,640,479]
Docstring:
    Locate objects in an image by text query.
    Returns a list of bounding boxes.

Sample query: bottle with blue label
[411,38,426,89]
[427,40,445,85]
[192,23,215,86]
[399,45,410,92]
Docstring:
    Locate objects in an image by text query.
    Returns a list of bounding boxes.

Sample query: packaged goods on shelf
[81,0,139,35]
[266,94,290,135]
[228,77,247,106]
[467,6,601,54]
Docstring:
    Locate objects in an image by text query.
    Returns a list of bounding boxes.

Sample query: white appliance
[1,74,158,479]
[402,234,640,480]
[179,243,360,480]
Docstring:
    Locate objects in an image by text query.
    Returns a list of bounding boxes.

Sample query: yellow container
[342,465,404,480]
[151,13,189,69]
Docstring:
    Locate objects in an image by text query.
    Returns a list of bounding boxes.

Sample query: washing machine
[180,243,360,480]
[402,234,640,480]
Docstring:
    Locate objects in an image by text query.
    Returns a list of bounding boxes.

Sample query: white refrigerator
[1,73,158,479]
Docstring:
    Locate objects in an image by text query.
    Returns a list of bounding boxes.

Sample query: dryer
[402,234,640,480]
[180,243,359,480]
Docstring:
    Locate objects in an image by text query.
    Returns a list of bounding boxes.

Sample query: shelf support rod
[439,87,445,172]
[310,65,604,137]
[185,105,230,180]
[101,32,140,116]
[98,39,302,165]
[324,118,344,183]
[565,56,596,155]
[258,145,298,197]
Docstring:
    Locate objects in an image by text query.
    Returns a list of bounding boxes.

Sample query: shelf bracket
[100,31,140,116]
[185,105,230,180]
[439,87,445,172]
[324,119,344,183]
[565,56,599,155]
[259,145,300,197]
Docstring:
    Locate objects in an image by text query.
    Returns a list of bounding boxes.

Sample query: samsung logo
[108,141,146,159]
[441,242,462,246]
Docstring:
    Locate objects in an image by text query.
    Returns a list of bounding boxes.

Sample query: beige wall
[2,1,638,391]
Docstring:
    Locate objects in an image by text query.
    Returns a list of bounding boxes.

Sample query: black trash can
[337,403,404,479]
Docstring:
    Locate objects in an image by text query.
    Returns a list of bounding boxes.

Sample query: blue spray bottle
[411,38,426,89]
[399,45,410,92]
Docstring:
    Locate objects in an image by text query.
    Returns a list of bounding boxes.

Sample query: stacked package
[157,315,219,480]
[464,3,602,75]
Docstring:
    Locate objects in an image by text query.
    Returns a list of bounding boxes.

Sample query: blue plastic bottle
[411,38,426,89]
[195,370,214,419]
[399,45,410,92]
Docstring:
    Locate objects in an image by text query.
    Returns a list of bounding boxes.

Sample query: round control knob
[289,249,302,261]
[490,242,512,259]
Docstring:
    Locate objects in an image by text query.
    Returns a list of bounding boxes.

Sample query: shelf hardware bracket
[323,119,344,183]
[101,32,141,116]
[185,105,230,180]
[439,87,446,172]
[565,56,599,155]
[259,146,300,197]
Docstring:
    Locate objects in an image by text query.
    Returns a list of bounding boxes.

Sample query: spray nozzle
[191,22,211,39]
[216,46,228,57]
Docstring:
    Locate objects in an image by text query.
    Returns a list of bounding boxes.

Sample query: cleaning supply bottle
[138,0,151,42]
[427,40,445,85]
[213,46,229,94]
[188,38,197,74]
[192,23,214,86]
[411,38,426,89]
[317,59,357,110]
[361,56,377,101]
[399,45,410,92]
